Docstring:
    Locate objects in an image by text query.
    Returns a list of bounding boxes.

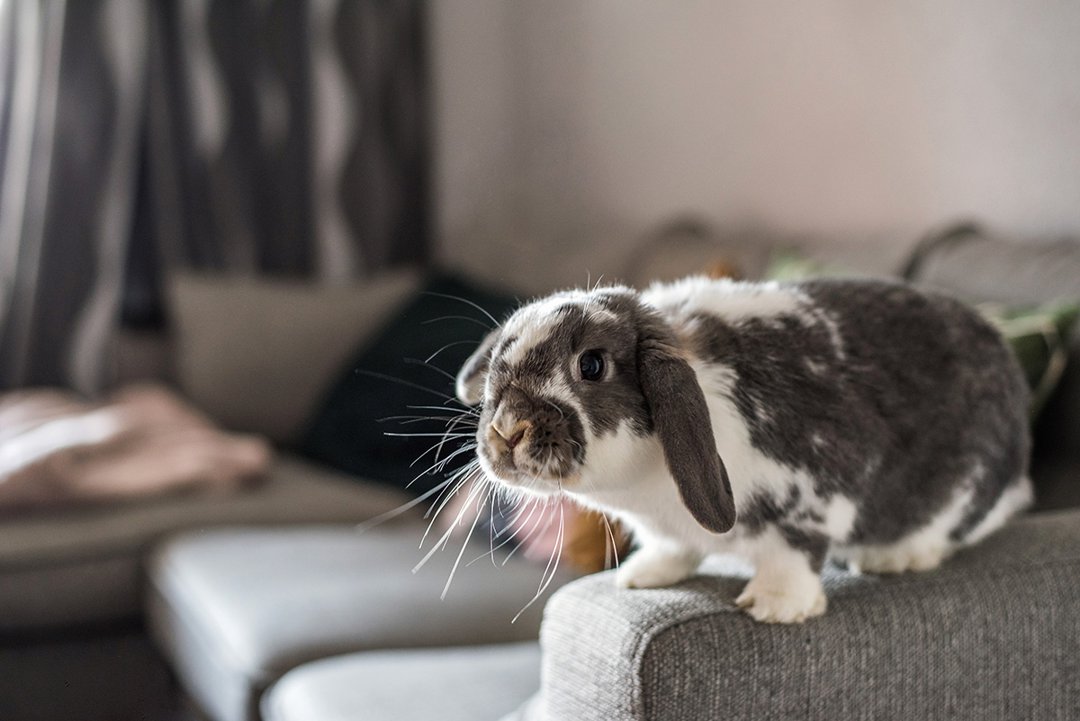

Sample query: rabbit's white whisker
[380,415,479,428]
[355,476,455,534]
[407,443,476,486]
[407,404,481,418]
[402,357,459,384]
[422,315,494,331]
[352,369,468,407]
[601,513,621,569]
[501,497,557,567]
[541,397,565,420]
[424,339,485,364]
[512,501,565,623]
[421,464,481,544]
[420,463,476,533]
[465,493,542,567]
[488,483,499,565]
[414,474,487,573]
[433,413,479,464]
[421,291,502,329]
[507,495,542,533]
[441,483,490,599]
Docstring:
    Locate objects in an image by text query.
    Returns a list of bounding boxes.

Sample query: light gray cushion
[170,269,421,443]
[534,509,1080,721]
[147,524,570,721]
[0,455,408,632]
[262,642,541,721]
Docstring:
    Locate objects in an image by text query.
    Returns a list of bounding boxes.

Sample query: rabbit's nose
[491,419,530,451]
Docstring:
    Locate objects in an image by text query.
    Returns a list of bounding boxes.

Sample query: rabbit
[454,276,1032,623]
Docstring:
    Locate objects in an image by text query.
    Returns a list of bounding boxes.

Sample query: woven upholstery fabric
[262,642,540,721]
[537,510,1080,721]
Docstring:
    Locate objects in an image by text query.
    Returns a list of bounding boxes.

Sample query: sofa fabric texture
[535,509,1080,721]
[148,524,570,721]
[261,642,541,721]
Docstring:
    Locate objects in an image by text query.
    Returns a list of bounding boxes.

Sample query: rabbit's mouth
[477,434,581,496]
[475,393,586,495]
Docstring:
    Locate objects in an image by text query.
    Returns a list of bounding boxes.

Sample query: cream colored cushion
[149,526,562,721]
[169,270,421,443]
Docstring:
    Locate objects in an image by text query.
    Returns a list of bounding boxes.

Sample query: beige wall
[432,1,1080,291]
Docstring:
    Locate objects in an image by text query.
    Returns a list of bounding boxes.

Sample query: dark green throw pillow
[299,273,519,494]
[979,303,1080,418]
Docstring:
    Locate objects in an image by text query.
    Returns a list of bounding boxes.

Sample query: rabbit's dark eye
[579,350,605,381]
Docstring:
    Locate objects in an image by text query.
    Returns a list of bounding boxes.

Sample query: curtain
[0,0,430,394]
[0,0,147,394]
[145,0,429,277]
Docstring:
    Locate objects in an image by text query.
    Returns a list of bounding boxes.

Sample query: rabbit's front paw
[735,573,827,624]
[615,547,700,589]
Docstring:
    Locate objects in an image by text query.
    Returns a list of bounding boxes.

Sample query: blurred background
[435,1,1080,288]
[5,0,1080,391]
[2,2,1080,721]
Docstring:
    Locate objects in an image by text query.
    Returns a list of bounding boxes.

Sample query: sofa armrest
[539,510,1080,721]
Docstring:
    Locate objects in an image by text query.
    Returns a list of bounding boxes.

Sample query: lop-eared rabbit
[455,277,1031,623]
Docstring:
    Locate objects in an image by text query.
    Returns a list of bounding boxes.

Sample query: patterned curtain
[0,0,429,394]
[145,0,429,277]
[0,0,147,393]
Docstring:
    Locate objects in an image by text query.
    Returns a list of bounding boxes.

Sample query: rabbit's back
[649,276,1031,551]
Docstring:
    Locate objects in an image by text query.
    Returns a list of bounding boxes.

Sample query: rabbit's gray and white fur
[455,276,1032,623]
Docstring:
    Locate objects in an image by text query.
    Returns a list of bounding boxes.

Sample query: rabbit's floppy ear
[638,338,736,533]
[456,329,500,405]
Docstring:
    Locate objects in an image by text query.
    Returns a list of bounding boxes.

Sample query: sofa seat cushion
[147,525,568,721]
[261,642,541,721]
[0,456,408,632]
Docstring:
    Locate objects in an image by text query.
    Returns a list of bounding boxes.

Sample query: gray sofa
[5,228,1079,721]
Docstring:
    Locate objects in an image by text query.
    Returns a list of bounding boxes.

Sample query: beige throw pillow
[169,269,421,443]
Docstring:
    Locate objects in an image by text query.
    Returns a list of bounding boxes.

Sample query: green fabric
[764,251,1080,420]
[979,303,1080,418]
[764,251,852,282]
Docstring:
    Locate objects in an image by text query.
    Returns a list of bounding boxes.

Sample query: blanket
[0,384,270,511]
